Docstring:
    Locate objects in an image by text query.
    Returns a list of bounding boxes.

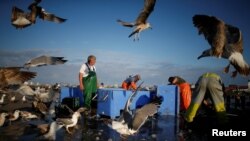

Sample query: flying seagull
[11,0,66,29]
[117,0,156,41]
[193,14,250,77]
[11,0,42,28]
[24,55,67,68]
[0,67,36,88]
[108,81,160,136]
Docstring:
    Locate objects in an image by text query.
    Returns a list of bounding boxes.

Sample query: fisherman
[121,74,141,90]
[79,55,98,111]
[184,72,227,124]
[168,76,192,112]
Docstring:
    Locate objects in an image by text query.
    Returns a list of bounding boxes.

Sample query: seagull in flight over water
[193,14,250,77]
[117,0,156,41]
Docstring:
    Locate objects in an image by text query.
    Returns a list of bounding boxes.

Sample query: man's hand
[80,85,84,91]
[79,73,84,91]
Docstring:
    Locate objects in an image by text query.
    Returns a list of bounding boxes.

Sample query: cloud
[0,49,248,86]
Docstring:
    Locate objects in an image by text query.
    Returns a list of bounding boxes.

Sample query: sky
[1,0,250,86]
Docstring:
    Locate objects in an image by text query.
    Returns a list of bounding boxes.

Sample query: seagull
[0,67,36,88]
[20,111,38,120]
[37,121,64,141]
[0,94,6,105]
[193,14,250,77]
[0,113,8,127]
[10,95,16,103]
[22,95,26,103]
[11,0,66,29]
[24,55,67,68]
[8,110,20,125]
[35,86,55,103]
[56,107,87,134]
[107,82,160,136]
[117,0,156,41]
[33,100,48,115]
[15,84,37,96]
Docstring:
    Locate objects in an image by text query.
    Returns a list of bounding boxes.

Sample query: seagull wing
[225,24,249,77]
[49,57,67,65]
[11,7,32,28]
[226,24,243,52]
[135,0,156,25]
[39,10,66,23]
[24,55,67,68]
[11,7,25,22]
[130,103,158,131]
[0,67,36,86]
[28,5,42,24]
[117,19,134,27]
[193,15,226,56]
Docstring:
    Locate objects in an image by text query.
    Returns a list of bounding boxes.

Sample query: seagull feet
[133,37,139,41]
[133,33,140,41]
[224,64,230,73]
[213,50,222,58]
[231,71,238,78]
[133,38,139,41]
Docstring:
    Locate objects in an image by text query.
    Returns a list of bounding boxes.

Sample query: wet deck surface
[1,91,250,141]
[0,114,179,141]
[1,110,250,141]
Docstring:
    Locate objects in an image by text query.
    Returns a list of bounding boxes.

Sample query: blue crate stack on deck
[97,88,150,119]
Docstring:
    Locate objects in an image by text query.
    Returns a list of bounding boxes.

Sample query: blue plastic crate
[97,88,150,119]
[60,87,84,107]
[154,85,179,116]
